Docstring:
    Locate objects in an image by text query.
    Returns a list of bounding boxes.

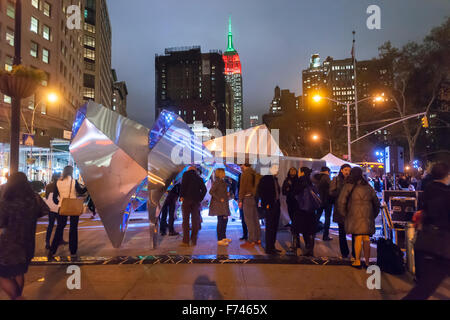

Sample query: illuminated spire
[226,16,235,52]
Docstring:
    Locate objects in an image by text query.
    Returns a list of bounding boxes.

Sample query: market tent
[321,153,359,173]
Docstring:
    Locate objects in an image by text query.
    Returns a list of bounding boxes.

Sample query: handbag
[59,177,84,216]
[297,185,321,212]
[414,224,450,260]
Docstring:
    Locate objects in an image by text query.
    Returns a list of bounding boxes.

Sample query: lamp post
[313,94,384,162]
[312,134,332,154]
[10,0,22,174]
[29,93,58,134]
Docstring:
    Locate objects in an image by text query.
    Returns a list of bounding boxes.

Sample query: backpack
[297,185,322,212]
[376,238,405,275]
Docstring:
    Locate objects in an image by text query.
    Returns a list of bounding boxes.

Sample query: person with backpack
[403,162,450,300]
[180,166,207,246]
[239,163,261,249]
[337,167,380,268]
[316,166,333,241]
[329,164,355,259]
[0,172,50,300]
[256,164,282,255]
[294,167,320,257]
[44,173,68,249]
[209,169,232,246]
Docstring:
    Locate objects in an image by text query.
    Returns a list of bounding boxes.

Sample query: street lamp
[311,134,332,154]
[312,94,384,162]
[29,92,59,134]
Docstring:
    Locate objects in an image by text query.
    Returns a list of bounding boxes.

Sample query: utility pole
[10,0,22,174]
[352,30,359,139]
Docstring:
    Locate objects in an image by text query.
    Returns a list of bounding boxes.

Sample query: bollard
[405,222,416,275]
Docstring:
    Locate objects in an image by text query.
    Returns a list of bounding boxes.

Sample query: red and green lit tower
[223,17,243,131]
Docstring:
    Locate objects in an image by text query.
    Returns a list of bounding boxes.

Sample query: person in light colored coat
[338,167,380,268]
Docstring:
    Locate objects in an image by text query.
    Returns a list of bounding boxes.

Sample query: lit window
[42,48,49,63]
[5,56,13,71]
[83,48,95,60]
[30,42,38,58]
[31,17,39,33]
[4,95,12,104]
[43,25,50,40]
[43,2,51,16]
[32,0,39,9]
[7,2,15,19]
[6,29,14,46]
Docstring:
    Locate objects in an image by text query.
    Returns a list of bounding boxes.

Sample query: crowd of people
[0,161,448,300]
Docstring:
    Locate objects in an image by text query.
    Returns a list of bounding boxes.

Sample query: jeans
[45,211,58,246]
[264,201,280,251]
[217,216,228,241]
[50,214,79,255]
[402,251,450,300]
[243,197,261,243]
[302,233,315,256]
[160,200,176,234]
[182,199,201,244]
[240,208,248,239]
[317,204,332,238]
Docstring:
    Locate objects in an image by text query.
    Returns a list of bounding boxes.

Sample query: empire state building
[223,17,243,131]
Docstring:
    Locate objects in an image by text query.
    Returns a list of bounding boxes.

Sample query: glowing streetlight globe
[47,93,58,103]
[313,95,322,103]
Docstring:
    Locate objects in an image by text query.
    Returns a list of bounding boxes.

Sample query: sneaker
[217,240,229,246]
[240,242,255,249]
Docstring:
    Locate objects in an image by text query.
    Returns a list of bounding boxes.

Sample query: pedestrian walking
[294,167,319,257]
[316,166,333,241]
[180,166,207,246]
[256,165,281,255]
[236,173,248,240]
[403,162,450,300]
[48,166,86,259]
[209,169,232,246]
[160,183,180,236]
[0,172,50,300]
[239,163,261,249]
[44,173,67,249]
[337,167,380,268]
[329,164,355,259]
[282,167,300,249]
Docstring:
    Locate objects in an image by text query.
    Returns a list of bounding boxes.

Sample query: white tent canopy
[321,153,359,172]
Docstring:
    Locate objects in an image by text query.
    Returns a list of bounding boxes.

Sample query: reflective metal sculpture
[70,101,149,248]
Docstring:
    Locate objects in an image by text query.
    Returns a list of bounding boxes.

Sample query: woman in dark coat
[0,172,50,300]
[209,169,231,246]
[294,167,317,256]
[338,167,380,268]
[282,167,300,249]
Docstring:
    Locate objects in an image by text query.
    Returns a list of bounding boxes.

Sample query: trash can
[405,222,416,275]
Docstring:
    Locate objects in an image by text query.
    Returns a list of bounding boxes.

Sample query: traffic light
[421,116,429,128]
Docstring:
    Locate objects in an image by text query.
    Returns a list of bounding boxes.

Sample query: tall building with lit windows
[155,46,229,133]
[223,17,243,131]
[82,0,113,109]
[0,0,84,147]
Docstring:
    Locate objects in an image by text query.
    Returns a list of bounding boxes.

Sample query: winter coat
[337,181,380,236]
[317,173,331,206]
[0,194,49,266]
[329,175,346,224]
[180,170,207,203]
[293,175,317,235]
[282,176,298,201]
[53,177,86,207]
[256,175,280,209]
[238,167,258,201]
[209,179,230,216]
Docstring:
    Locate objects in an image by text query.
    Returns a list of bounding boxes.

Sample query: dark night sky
[108,0,450,129]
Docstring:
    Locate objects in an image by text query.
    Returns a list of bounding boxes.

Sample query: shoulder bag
[59,178,84,216]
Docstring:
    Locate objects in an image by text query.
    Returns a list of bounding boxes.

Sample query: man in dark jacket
[256,165,281,255]
[316,167,333,241]
[403,162,450,300]
[330,164,353,258]
[180,166,207,246]
[160,183,180,236]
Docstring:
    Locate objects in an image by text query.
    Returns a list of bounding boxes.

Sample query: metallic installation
[147,111,214,248]
[70,102,149,248]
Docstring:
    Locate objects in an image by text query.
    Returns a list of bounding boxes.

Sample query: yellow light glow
[313,95,322,103]
[312,135,319,141]
[405,166,410,171]
[47,93,58,103]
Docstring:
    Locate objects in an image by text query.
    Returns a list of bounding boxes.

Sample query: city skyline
[108,0,450,128]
